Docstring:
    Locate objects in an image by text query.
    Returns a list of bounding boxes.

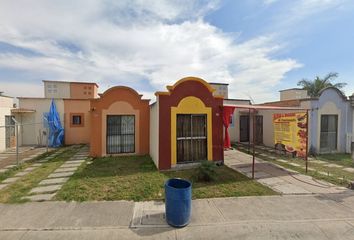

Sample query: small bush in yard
[196,161,217,182]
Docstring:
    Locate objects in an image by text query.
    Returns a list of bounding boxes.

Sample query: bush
[196,161,217,182]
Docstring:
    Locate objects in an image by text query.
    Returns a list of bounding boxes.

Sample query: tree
[297,72,347,97]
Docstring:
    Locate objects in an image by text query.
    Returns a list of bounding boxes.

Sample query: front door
[320,114,338,152]
[255,115,263,144]
[5,116,15,148]
[106,115,135,154]
[239,115,249,142]
[177,114,207,163]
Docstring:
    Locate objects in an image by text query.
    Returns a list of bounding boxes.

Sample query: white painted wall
[0,96,13,152]
[149,100,159,168]
[44,81,70,99]
[15,98,64,146]
[257,100,311,149]
[223,99,251,143]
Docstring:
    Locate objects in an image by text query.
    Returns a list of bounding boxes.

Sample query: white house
[0,92,14,152]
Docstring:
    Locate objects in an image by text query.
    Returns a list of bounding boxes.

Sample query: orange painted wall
[90,86,150,157]
[70,83,98,99]
[64,99,91,144]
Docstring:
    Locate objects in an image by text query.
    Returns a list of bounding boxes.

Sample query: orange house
[63,99,91,145]
[90,86,150,157]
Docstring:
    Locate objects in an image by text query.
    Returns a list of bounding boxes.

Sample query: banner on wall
[273,112,307,158]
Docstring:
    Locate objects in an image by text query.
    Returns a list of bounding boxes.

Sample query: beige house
[43,80,99,99]
[13,98,64,146]
[0,93,14,152]
[224,99,252,143]
[13,80,98,147]
[279,88,309,101]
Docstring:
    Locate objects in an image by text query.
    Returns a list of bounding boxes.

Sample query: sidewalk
[1,192,354,239]
[225,149,348,195]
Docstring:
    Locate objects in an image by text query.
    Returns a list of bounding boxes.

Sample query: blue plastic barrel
[164,178,192,227]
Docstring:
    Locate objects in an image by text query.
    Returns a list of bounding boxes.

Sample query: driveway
[225,149,348,195]
[1,192,354,239]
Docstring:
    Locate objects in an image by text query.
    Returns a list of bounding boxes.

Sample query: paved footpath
[225,149,348,195]
[1,192,354,239]
[23,146,89,201]
[0,148,67,191]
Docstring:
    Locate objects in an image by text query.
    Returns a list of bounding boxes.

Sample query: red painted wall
[158,79,224,170]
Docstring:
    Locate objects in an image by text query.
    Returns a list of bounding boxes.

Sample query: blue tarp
[48,99,64,147]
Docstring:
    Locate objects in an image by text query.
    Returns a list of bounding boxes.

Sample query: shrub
[196,161,217,182]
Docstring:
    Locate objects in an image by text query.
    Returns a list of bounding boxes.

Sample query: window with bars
[106,115,135,154]
[70,113,84,127]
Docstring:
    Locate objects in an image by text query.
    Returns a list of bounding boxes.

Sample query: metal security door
[177,114,207,163]
[320,115,338,152]
[240,115,250,142]
[5,116,15,148]
[106,115,135,154]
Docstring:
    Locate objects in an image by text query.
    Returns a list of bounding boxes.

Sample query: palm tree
[297,72,347,97]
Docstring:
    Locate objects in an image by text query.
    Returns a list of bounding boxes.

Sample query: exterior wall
[63,99,91,145]
[70,83,98,99]
[210,83,228,98]
[44,81,71,99]
[15,98,64,146]
[90,86,150,157]
[0,96,13,152]
[280,89,308,101]
[257,109,309,148]
[309,88,352,153]
[224,99,251,143]
[157,77,224,170]
[149,101,159,168]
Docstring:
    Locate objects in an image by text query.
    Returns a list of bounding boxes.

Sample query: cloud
[0,0,300,103]
[263,0,280,5]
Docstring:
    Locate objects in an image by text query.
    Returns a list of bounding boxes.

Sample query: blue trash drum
[164,178,192,227]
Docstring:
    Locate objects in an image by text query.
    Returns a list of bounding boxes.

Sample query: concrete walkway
[225,149,348,195]
[0,147,48,169]
[23,146,89,201]
[1,193,354,239]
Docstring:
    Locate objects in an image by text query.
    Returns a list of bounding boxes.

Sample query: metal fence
[0,117,63,165]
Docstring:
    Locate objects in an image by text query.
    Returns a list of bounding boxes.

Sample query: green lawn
[0,146,80,203]
[317,153,354,168]
[56,155,277,202]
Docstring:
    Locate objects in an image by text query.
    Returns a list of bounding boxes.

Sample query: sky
[0,0,353,103]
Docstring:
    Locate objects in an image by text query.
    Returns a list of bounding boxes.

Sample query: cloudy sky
[0,0,353,103]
